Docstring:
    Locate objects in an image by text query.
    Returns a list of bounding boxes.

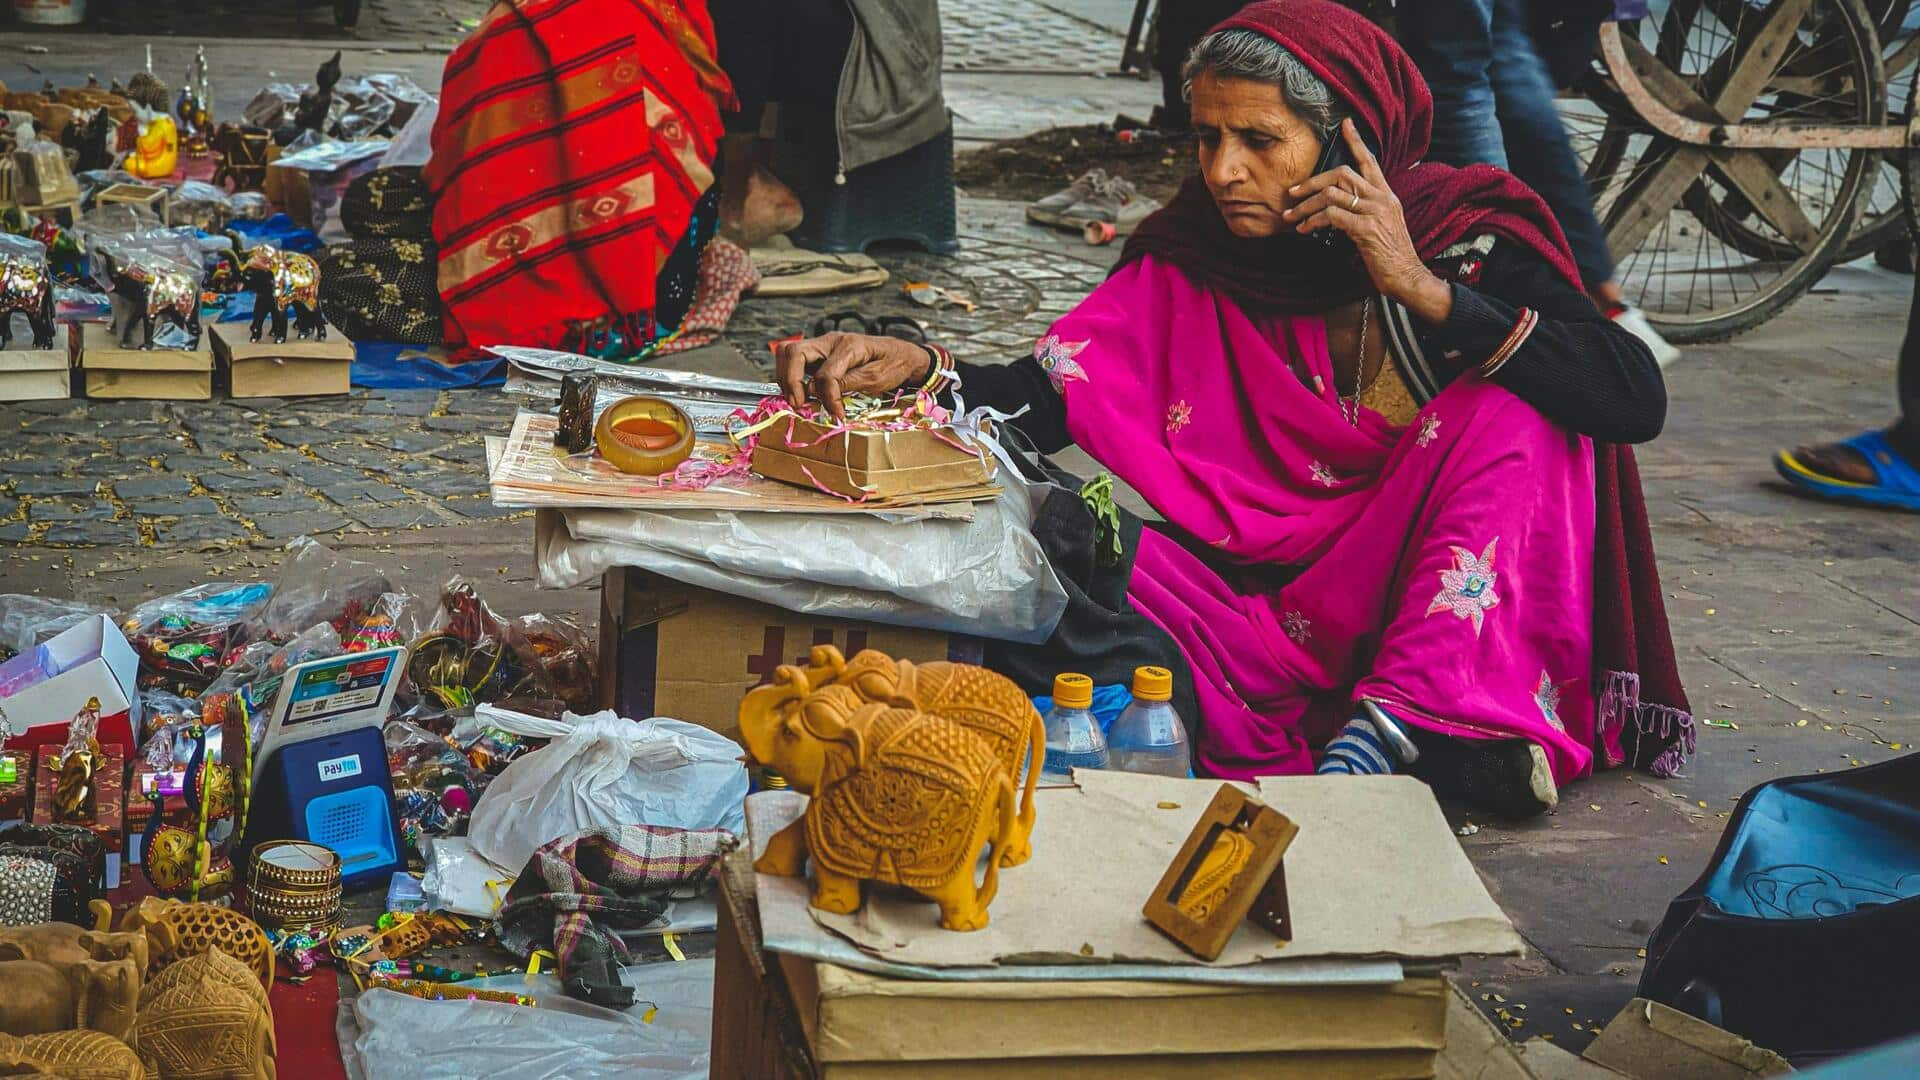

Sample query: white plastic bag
[534,469,1069,644]
[466,710,747,871]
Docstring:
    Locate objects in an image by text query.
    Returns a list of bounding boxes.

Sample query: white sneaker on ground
[1611,304,1682,369]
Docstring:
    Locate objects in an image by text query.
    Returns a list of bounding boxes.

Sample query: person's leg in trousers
[1396,0,1506,168]
[1787,277,1920,480]
[1486,0,1615,297]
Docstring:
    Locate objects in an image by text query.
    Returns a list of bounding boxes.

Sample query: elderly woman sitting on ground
[774,0,1691,818]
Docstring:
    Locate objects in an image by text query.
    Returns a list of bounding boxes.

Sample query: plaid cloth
[495,824,734,1007]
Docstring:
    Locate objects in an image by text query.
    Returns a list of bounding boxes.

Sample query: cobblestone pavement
[942,0,1125,73]
[0,389,515,549]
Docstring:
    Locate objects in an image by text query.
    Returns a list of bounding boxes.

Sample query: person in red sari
[426,0,733,353]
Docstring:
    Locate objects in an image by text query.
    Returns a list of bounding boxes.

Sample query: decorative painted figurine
[107,256,200,350]
[0,245,55,350]
[751,701,1018,931]
[291,51,343,139]
[30,217,85,284]
[53,699,103,825]
[138,728,234,903]
[242,245,324,343]
[60,108,114,174]
[124,104,178,180]
[740,646,1043,866]
[176,47,213,159]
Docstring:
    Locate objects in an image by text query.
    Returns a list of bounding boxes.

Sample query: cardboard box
[77,321,214,400]
[211,322,352,398]
[31,743,124,888]
[598,565,980,739]
[0,323,72,401]
[0,614,139,756]
[781,954,1446,1073]
[752,417,993,501]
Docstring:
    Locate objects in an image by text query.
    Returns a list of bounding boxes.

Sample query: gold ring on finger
[1349,190,1361,211]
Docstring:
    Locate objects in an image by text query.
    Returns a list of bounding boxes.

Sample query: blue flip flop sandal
[1774,430,1920,512]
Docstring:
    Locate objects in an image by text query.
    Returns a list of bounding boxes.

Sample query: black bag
[339,166,433,239]
[1638,753,1920,1063]
[319,239,443,345]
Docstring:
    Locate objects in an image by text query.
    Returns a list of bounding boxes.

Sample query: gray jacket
[837,0,948,176]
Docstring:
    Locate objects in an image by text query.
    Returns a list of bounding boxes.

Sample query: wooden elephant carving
[740,646,1042,867]
[0,955,140,1041]
[751,702,1016,931]
[0,921,148,975]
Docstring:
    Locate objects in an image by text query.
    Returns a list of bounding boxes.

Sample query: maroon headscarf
[1120,0,1693,774]
[1121,0,1583,313]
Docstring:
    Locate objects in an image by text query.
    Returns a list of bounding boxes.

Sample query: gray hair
[1182,29,1343,139]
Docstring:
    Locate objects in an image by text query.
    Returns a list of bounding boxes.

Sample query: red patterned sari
[427,0,733,350]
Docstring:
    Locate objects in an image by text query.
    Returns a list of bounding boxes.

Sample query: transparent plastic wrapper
[331,78,396,141]
[53,285,112,322]
[343,959,713,1080]
[200,622,344,752]
[364,73,435,129]
[253,537,408,644]
[138,691,204,772]
[466,709,748,872]
[511,613,595,713]
[538,471,1069,644]
[0,232,49,264]
[419,835,511,917]
[378,99,437,169]
[169,180,233,232]
[386,720,486,868]
[122,581,273,693]
[272,139,389,244]
[14,139,76,204]
[0,645,55,700]
[228,191,271,222]
[0,594,115,658]
[243,84,302,131]
[407,579,555,709]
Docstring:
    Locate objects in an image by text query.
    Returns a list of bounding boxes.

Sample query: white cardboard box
[0,614,140,756]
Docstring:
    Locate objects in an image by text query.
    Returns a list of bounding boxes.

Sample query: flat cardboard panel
[1583,999,1793,1079]
[601,567,967,738]
[819,1049,1438,1079]
[788,954,1447,1061]
[211,322,352,398]
[79,322,214,399]
[791,770,1523,968]
[1438,982,1627,1080]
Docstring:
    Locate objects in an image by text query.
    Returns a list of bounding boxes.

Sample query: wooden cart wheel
[1590,0,1884,342]
[1674,0,1910,263]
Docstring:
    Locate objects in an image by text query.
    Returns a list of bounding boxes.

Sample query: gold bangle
[1481,308,1538,378]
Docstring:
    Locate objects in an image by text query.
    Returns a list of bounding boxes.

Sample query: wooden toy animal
[0,245,56,350]
[105,255,200,350]
[0,1029,145,1080]
[0,920,147,972]
[242,245,324,344]
[135,949,276,1080]
[740,645,1042,866]
[0,955,140,1041]
[752,702,1016,931]
[109,897,273,984]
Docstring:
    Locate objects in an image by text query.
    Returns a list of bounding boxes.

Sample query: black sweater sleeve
[945,355,1073,454]
[1422,242,1667,444]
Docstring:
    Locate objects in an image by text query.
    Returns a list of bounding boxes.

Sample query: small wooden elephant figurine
[0,955,141,1041]
[752,701,1017,931]
[242,245,324,344]
[741,645,1043,867]
[0,247,55,350]
[104,255,201,350]
[0,920,148,973]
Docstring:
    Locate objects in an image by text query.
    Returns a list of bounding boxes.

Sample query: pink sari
[1051,256,1597,783]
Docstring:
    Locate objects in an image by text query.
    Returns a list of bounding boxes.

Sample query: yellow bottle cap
[1052,673,1094,709]
[1132,666,1173,702]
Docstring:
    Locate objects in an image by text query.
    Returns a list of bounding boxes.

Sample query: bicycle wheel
[1596,0,1884,342]
[1837,0,1912,259]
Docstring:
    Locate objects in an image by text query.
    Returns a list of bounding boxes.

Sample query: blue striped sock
[1317,715,1400,776]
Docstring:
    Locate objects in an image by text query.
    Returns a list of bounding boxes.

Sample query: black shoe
[1407,731,1559,820]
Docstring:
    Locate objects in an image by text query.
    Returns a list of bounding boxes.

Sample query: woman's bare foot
[720,163,803,248]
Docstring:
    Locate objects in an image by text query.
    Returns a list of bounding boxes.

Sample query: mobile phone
[1308,119,1375,247]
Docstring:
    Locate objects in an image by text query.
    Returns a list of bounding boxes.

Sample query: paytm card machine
[245,647,406,890]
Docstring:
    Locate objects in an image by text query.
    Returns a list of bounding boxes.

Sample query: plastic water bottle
[1108,666,1192,777]
[1041,672,1108,779]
